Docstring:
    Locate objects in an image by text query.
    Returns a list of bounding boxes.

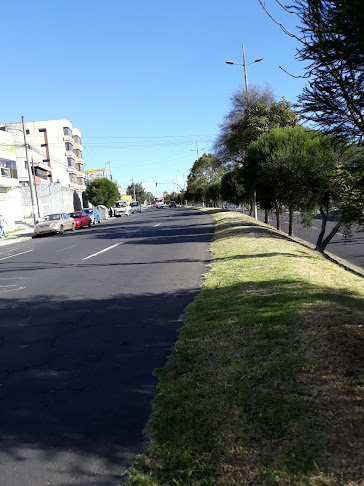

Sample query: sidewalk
[0,227,34,246]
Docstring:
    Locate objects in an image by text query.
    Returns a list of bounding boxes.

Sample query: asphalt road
[0,208,213,486]
[253,210,364,270]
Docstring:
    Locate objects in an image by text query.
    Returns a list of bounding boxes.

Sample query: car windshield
[83,209,93,214]
[115,201,127,207]
[69,212,81,218]
[40,214,60,222]
[130,202,138,207]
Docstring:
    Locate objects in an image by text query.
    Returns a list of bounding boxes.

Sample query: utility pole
[242,44,257,220]
[131,179,136,200]
[196,139,200,161]
[31,157,41,217]
[21,116,37,225]
[108,161,113,180]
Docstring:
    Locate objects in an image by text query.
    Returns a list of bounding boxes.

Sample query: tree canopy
[85,178,119,208]
[126,182,148,203]
[187,153,225,204]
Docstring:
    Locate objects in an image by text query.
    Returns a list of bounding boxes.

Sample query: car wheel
[88,220,92,227]
[80,222,84,229]
[98,219,101,224]
[71,223,75,231]
[93,219,96,225]
[59,225,64,235]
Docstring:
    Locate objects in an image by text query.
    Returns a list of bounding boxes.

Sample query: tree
[85,178,119,208]
[220,167,250,207]
[214,85,300,166]
[259,0,364,143]
[187,153,225,205]
[126,182,148,203]
[244,125,364,251]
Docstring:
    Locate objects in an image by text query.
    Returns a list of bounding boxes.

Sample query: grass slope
[125,210,364,485]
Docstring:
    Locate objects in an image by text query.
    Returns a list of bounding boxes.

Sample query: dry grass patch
[125,210,364,486]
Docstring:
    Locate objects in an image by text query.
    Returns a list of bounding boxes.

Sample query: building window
[63,127,73,137]
[65,142,73,152]
[26,129,30,135]
[67,158,76,168]
[69,173,77,183]
[39,129,46,133]
[43,159,50,163]
[73,135,81,144]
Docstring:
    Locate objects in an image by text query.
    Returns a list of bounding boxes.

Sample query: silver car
[34,213,75,236]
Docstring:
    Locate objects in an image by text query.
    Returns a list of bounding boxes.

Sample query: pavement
[0,227,34,245]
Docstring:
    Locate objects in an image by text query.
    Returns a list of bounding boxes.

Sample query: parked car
[130,201,142,213]
[34,213,75,236]
[113,200,132,217]
[169,201,177,208]
[68,210,92,229]
[82,207,101,224]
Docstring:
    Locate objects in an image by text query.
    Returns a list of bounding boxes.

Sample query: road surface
[0,207,213,486]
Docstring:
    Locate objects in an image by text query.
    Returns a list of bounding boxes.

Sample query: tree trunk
[288,208,294,236]
[275,204,280,231]
[264,210,269,224]
[249,199,253,217]
[316,204,328,249]
[316,217,342,252]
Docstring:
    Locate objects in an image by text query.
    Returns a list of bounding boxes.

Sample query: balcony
[65,150,76,160]
[63,135,74,145]
[67,159,78,175]
[73,142,83,152]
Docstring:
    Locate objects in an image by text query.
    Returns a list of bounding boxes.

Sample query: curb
[0,236,33,247]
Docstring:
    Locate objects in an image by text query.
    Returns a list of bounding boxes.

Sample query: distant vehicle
[82,207,101,224]
[113,200,131,217]
[169,201,177,208]
[155,197,165,208]
[130,201,142,213]
[68,210,92,229]
[34,213,75,236]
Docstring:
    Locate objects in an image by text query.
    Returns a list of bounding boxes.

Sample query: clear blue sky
[1,0,307,196]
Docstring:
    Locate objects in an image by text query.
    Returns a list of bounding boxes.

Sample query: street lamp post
[226,45,263,220]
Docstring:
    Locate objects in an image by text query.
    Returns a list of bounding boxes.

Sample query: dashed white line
[0,286,27,293]
[58,244,79,252]
[0,249,34,261]
[82,242,124,260]
[178,314,184,321]
[154,223,161,227]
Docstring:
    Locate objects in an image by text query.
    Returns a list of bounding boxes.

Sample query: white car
[113,201,131,217]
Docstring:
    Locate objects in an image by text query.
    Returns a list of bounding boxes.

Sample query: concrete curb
[0,236,33,247]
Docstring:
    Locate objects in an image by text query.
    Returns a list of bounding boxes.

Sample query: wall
[0,183,86,228]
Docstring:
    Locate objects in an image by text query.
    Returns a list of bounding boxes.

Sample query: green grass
[125,210,364,485]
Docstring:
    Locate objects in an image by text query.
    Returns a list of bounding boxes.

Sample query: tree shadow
[73,191,82,211]
[0,290,201,486]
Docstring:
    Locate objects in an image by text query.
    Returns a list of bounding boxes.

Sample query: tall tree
[214,85,299,166]
[244,125,364,250]
[85,178,119,208]
[187,153,225,205]
[126,182,148,203]
[259,0,364,143]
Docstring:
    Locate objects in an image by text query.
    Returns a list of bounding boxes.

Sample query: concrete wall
[0,183,86,229]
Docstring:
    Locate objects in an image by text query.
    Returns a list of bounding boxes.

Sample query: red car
[68,211,92,229]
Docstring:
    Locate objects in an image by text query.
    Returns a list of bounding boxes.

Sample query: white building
[0,119,86,191]
[0,130,18,193]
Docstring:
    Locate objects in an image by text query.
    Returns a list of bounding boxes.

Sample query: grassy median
[125,210,364,486]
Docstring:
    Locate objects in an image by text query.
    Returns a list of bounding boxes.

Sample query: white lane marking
[0,277,27,280]
[154,223,161,227]
[0,286,27,294]
[178,314,184,321]
[58,244,79,252]
[82,242,124,260]
[0,250,34,261]
[0,285,18,288]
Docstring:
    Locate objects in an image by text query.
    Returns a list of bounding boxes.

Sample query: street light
[226,44,263,219]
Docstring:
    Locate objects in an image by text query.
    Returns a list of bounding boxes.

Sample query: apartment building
[0,130,18,193]
[0,119,86,190]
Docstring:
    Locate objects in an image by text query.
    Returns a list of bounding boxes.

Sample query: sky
[1,0,308,196]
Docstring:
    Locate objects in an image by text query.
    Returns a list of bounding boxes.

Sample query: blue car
[82,207,101,224]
